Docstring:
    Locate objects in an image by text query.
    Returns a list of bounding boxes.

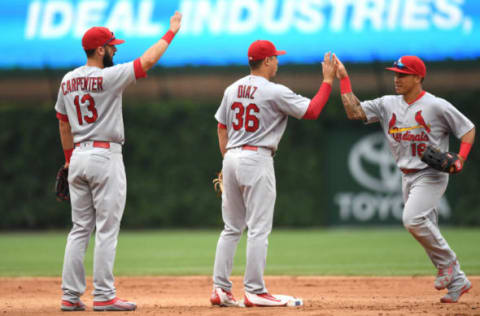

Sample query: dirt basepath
[1,276,478,315]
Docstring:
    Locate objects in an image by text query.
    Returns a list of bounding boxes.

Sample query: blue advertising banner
[1,0,479,68]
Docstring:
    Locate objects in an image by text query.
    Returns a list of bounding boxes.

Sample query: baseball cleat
[440,279,472,303]
[243,292,304,307]
[434,260,456,290]
[244,292,287,307]
[210,287,239,307]
[93,297,137,311]
[61,299,86,311]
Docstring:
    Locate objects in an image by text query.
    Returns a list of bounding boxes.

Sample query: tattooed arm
[333,55,367,121]
[341,91,366,121]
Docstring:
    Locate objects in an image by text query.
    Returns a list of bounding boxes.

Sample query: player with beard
[55,12,182,311]
[102,49,114,68]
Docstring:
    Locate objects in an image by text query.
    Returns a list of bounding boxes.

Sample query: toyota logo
[348,132,401,193]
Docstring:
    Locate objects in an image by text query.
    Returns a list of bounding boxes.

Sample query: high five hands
[322,52,337,84]
[332,54,348,80]
[322,53,351,83]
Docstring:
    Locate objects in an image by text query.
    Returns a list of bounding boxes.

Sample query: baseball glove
[212,171,223,197]
[55,165,70,201]
[421,145,463,174]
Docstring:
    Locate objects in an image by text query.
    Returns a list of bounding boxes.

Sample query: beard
[103,53,114,68]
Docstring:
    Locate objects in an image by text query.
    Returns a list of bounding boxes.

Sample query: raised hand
[322,52,337,84]
[170,11,182,34]
[333,54,348,79]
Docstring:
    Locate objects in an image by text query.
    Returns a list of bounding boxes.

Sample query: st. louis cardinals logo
[414,111,431,133]
[388,111,431,142]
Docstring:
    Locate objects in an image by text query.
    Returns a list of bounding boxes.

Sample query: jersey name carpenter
[61,76,103,95]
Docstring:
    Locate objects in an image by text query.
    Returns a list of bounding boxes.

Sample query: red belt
[75,141,110,149]
[242,145,259,151]
[241,145,274,156]
[400,168,421,174]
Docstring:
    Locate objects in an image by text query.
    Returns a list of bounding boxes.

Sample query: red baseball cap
[82,27,125,50]
[248,40,286,61]
[385,56,426,78]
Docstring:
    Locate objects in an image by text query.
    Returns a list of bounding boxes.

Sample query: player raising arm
[210,41,336,308]
[334,55,475,303]
[56,12,181,312]
[138,12,182,72]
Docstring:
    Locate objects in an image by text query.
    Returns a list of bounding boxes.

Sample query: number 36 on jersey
[231,102,260,132]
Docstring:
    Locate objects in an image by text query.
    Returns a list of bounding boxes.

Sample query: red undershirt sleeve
[459,141,473,160]
[134,58,147,79]
[56,112,69,122]
[64,148,73,163]
[302,82,332,120]
[218,122,227,129]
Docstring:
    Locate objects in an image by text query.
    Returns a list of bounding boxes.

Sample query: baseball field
[1,228,479,315]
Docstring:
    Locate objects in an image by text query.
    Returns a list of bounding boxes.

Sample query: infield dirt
[1,276,479,315]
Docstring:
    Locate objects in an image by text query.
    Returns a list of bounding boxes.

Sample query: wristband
[459,142,472,160]
[162,30,175,44]
[340,77,352,94]
[64,148,73,164]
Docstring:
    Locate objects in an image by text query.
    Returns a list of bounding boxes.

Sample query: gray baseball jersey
[215,75,310,151]
[57,59,145,303]
[361,90,473,292]
[55,61,139,144]
[361,91,474,169]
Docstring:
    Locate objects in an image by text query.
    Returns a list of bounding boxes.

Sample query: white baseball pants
[213,147,276,294]
[61,142,126,302]
[402,168,466,279]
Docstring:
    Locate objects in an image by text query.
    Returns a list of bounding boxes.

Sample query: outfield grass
[0,228,479,277]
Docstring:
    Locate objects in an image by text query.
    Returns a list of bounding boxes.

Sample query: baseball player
[210,40,337,307]
[334,55,475,303]
[55,12,182,311]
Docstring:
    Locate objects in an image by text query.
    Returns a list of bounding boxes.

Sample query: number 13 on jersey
[74,93,98,125]
[231,102,260,132]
